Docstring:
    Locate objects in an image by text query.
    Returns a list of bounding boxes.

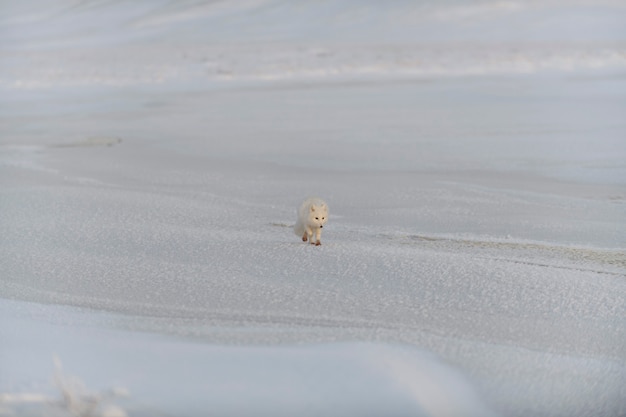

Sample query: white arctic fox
[294,197,328,246]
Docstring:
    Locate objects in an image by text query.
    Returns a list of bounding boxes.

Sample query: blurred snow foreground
[1,304,496,417]
[1,1,626,417]
[0,355,128,417]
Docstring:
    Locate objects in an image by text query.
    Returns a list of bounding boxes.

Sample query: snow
[1,299,499,417]
[1,1,626,416]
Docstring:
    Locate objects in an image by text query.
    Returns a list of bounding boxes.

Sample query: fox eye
[322,217,325,220]
[315,217,319,220]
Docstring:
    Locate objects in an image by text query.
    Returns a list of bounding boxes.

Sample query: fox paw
[302,236,308,242]
[315,241,321,246]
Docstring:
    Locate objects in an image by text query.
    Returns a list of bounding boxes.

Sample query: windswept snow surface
[1,1,626,416]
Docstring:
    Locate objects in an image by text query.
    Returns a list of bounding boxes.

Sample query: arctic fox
[294,197,328,246]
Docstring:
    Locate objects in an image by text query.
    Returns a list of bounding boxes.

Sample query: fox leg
[302,231,308,242]
[314,228,322,246]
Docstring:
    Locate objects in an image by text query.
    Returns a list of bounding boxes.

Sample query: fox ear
[310,205,316,212]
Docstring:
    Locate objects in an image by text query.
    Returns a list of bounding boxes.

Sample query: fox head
[309,204,328,229]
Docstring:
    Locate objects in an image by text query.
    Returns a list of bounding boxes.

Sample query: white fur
[294,197,328,246]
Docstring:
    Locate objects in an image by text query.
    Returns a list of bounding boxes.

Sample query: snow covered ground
[1,1,625,416]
